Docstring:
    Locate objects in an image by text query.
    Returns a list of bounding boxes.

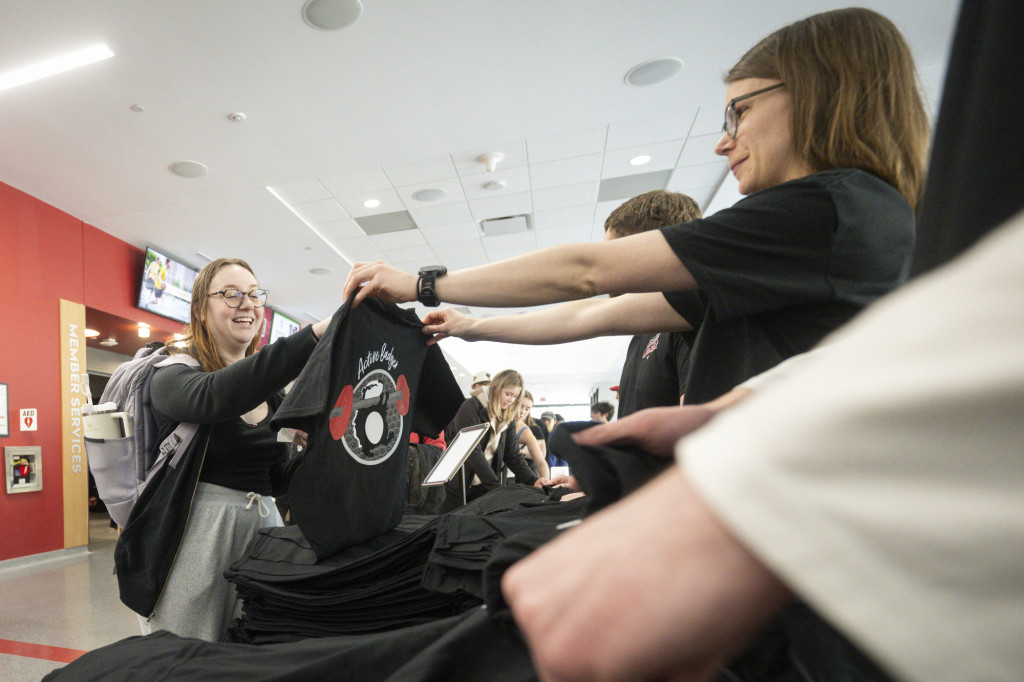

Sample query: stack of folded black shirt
[224,486,584,644]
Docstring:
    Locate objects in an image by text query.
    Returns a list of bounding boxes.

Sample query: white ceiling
[0,0,960,405]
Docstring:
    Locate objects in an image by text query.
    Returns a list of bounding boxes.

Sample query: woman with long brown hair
[133,258,331,641]
[441,369,542,511]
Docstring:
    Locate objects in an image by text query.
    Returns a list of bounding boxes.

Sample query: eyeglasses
[722,82,784,138]
[208,287,269,308]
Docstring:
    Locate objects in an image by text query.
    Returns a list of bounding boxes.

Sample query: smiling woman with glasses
[208,287,269,308]
[114,257,334,643]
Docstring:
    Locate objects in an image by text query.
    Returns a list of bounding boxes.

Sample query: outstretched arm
[342,230,695,308]
[422,293,692,345]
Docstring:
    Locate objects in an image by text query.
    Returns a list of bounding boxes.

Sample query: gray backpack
[83,344,201,528]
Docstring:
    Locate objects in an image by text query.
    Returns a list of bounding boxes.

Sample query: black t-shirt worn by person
[616,330,696,418]
[660,168,914,404]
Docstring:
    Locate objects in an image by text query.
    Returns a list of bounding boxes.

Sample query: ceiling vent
[355,210,419,235]
[479,214,531,236]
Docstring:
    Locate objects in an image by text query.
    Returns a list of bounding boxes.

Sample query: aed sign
[21,409,38,431]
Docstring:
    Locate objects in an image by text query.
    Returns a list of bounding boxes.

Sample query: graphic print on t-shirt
[642,333,661,359]
[328,345,411,465]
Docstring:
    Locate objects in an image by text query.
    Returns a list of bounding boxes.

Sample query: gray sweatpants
[138,482,283,641]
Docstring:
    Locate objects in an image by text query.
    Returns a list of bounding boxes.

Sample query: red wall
[0,181,162,561]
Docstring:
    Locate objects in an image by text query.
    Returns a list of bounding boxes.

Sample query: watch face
[419,265,447,277]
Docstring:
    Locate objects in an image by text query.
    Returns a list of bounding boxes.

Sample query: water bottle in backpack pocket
[82,402,138,527]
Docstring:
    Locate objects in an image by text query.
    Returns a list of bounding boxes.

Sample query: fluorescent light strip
[0,44,115,93]
[266,187,354,265]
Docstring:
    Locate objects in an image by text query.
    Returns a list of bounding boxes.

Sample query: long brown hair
[488,369,524,425]
[726,8,929,207]
[170,258,264,371]
[519,390,537,427]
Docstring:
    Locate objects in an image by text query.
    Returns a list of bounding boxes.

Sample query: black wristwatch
[416,265,447,307]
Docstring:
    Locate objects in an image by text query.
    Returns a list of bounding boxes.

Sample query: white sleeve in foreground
[679,212,1024,682]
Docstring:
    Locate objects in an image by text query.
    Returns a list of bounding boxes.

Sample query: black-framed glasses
[722,82,785,138]
[208,287,269,308]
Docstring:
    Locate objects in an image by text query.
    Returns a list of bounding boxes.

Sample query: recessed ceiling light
[412,188,448,202]
[99,337,118,347]
[169,161,208,178]
[483,180,506,192]
[629,155,652,166]
[0,43,115,94]
[84,328,100,338]
[227,112,246,122]
[624,57,684,87]
[363,198,381,208]
[302,0,362,30]
[309,267,334,275]
[129,104,145,113]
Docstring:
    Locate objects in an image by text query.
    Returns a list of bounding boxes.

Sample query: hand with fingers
[573,405,717,457]
[343,260,418,308]
[421,307,477,345]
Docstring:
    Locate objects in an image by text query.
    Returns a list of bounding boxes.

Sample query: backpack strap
[153,353,201,468]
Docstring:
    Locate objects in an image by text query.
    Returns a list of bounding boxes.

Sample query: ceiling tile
[269,179,332,205]
[536,224,593,247]
[531,181,598,212]
[669,162,728,190]
[533,204,595,230]
[530,154,604,190]
[601,140,684,178]
[319,169,393,196]
[485,245,536,261]
[452,141,528,175]
[395,176,467,208]
[468,191,533,221]
[460,166,531,200]
[527,128,607,163]
[605,112,696,150]
[482,231,537,255]
[314,218,364,241]
[435,237,487,258]
[292,198,348,223]
[421,222,481,244]
[335,188,405,217]
[444,253,489,271]
[382,244,437,264]
[382,155,457,187]
[370,229,427,250]
[408,202,474,229]
[333,236,385,261]
[677,133,723,167]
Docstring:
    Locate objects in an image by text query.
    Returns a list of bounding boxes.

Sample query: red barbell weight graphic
[329,374,408,440]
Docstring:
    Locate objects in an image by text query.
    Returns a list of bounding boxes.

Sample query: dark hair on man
[604,190,702,238]
[590,401,615,421]
[726,7,929,207]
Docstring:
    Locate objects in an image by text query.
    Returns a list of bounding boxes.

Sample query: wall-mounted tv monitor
[269,310,301,343]
[138,246,199,325]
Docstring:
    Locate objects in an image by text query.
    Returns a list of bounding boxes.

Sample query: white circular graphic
[341,369,403,465]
